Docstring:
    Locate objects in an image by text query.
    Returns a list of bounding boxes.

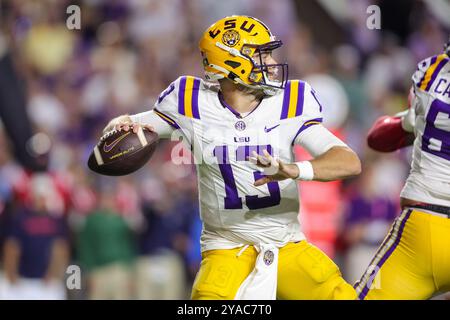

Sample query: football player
[104,16,361,299]
[356,38,450,299]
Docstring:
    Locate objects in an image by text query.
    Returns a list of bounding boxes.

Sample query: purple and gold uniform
[130,75,355,299]
[356,53,450,300]
[126,14,359,300]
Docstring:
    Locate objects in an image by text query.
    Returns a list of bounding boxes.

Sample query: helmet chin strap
[207,63,230,79]
[261,84,279,96]
[206,64,280,96]
[234,76,279,96]
[215,42,248,60]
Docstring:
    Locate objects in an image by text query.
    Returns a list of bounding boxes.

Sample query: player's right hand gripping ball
[88,126,159,176]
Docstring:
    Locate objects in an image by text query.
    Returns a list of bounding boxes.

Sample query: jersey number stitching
[214,145,281,210]
[422,99,450,160]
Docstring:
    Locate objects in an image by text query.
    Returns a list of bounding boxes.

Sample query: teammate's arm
[252,124,361,185]
[367,87,416,152]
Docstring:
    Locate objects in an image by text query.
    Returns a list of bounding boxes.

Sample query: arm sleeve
[290,81,324,142]
[129,78,184,139]
[395,108,415,133]
[292,81,348,157]
[294,124,348,157]
[397,86,416,133]
[129,110,174,139]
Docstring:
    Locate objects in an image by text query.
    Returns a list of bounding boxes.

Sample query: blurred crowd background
[0,0,448,299]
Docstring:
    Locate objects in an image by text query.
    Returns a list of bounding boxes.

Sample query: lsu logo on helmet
[222,30,240,47]
[199,15,288,95]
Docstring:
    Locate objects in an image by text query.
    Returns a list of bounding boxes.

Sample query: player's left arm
[300,146,361,182]
[252,81,360,185]
[252,125,361,185]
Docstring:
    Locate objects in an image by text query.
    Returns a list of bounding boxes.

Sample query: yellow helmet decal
[222,30,240,47]
[199,15,288,93]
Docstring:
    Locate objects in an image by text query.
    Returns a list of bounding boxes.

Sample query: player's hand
[115,122,154,134]
[249,150,299,186]
[103,115,154,134]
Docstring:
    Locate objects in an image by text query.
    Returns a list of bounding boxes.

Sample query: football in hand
[88,126,159,176]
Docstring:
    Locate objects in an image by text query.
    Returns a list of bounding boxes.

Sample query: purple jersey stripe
[358,209,412,300]
[178,76,187,115]
[191,78,201,119]
[417,56,437,88]
[311,89,323,112]
[153,109,181,129]
[425,57,449,91]
[291,118,323,145]
[295,81,305,116]
[280,81,291,119]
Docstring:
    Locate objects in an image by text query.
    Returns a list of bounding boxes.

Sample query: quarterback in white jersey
[358,39,450,299]
[105,16,361,300]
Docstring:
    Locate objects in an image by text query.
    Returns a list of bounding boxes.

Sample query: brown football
[88,127,159,176]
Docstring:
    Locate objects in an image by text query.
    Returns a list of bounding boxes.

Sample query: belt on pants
[406,202,450,217]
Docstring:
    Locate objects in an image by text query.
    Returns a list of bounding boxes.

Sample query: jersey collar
[218,91,263,119]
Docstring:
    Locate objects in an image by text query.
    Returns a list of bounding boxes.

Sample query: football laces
[100,129,119,142]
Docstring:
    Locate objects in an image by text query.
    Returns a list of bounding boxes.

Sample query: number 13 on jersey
[213,145,281,210]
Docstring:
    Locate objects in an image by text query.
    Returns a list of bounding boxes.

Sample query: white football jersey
[401,53,450,206]
[132,76,346,251]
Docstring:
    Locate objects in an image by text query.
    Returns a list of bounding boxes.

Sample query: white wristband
[295,161,314,181]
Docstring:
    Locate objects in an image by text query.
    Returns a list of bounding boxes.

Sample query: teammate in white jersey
[357,38,450,299]
[104,16,361,299]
